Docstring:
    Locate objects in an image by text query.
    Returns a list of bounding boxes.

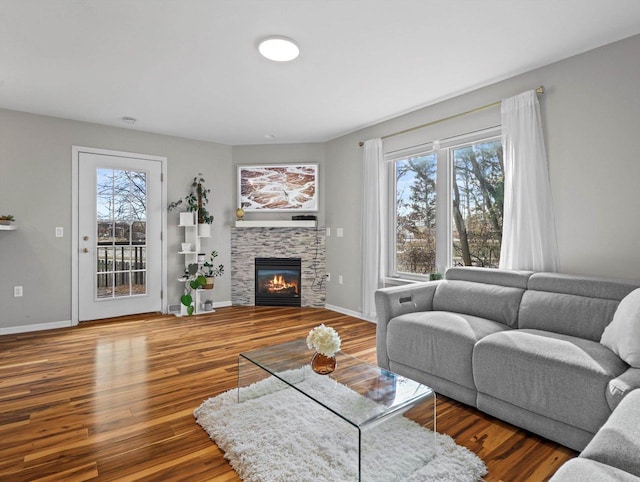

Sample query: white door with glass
[78,152,162,321]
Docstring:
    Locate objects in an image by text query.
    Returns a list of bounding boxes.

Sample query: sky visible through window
[96,169,147,222]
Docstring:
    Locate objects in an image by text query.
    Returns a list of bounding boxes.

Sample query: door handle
[83,248,89,253]
[83,236,89,241]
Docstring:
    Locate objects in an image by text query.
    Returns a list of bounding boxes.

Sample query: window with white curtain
[387,130,504,279]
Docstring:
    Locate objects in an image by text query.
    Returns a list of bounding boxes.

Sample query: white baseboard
[324,304,376,324]
[0,320,74,336]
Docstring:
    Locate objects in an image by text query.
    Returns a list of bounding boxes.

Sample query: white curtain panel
[361,138,384,320]
[499,90,560,271]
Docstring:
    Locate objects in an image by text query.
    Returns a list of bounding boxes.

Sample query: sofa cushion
[445,266,533,289]
[519,272,639,341]
[528,272,639,300]
[601,288,640,368]
[580,389,640,477]
[550,458,640,482]
[433,280,525,327]
[386,311,510,390]
[473,329,628,433]
[519,291,620,341]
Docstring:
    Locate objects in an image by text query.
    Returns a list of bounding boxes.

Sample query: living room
[1,1,640,480]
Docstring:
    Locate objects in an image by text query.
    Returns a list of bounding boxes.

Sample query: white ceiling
[2,0,640,146]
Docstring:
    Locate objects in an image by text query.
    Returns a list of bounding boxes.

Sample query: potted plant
[201,250,224,289]
[180,263,207,316]
[0,214,15,225]
[168,174,214,234]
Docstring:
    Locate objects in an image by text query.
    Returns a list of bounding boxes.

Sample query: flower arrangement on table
[306,324,341,375]
[306,324,341,356]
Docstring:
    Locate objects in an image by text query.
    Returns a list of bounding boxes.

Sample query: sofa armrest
[607,367,640,411]
[374,282,438,369]
[582,389,640,478]
[549,458,639,482]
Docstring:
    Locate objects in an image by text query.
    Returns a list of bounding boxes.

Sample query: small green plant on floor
[181,263,207,316]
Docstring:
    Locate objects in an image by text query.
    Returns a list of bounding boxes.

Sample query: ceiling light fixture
[258,36,300,62]
[121,116,137,124]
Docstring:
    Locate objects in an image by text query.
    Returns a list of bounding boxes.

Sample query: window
[393,152,437,276]
[389,134,503,279]
[451,138,504,268]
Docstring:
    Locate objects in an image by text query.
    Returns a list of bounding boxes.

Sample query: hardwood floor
[0,307,576,481]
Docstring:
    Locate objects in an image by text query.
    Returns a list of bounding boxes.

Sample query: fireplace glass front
[255,258,302,306]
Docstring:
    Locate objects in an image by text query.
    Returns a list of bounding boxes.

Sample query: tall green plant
[168,173,214,224]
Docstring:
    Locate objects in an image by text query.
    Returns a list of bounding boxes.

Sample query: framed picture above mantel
[238,164,318,212]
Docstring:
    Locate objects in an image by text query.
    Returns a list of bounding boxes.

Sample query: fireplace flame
[267,274,298,294]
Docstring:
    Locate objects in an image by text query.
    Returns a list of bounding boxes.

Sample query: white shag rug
[194,370,487,482]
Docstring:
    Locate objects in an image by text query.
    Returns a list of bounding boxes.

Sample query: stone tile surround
[231,227,326,307]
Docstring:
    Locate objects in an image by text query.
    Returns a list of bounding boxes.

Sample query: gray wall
[0,110,232,331]
[2,33,639,327]
[324,34,640,314]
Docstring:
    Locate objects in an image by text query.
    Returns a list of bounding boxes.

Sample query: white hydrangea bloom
[306,324,341,356]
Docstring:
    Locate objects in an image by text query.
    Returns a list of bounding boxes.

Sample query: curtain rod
[358,86,544,147]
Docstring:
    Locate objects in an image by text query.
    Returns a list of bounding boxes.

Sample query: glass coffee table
[238,339,436,481]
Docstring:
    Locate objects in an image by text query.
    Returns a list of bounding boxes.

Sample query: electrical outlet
[14,286,23,297]
[326,273,331,282]
[336,228,344,237]
[326,227,331,237]
[338,275,344,285]
[55,227,64,237]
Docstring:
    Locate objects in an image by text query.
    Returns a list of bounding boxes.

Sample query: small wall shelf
[0,224,17,231]
[234,220,316,228]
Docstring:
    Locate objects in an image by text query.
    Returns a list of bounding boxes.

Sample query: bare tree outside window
[452,139,504,268]
[391,137,504,277]
[394,153,437,275]
[96,169,148,298]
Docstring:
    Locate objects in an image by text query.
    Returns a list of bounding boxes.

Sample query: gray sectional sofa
[374,267,640,452]
[549,388,640,481]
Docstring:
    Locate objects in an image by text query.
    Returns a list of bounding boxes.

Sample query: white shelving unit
[177,212,214,316]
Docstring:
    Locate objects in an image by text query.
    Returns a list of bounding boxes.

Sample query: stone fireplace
[231,225,326,307]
